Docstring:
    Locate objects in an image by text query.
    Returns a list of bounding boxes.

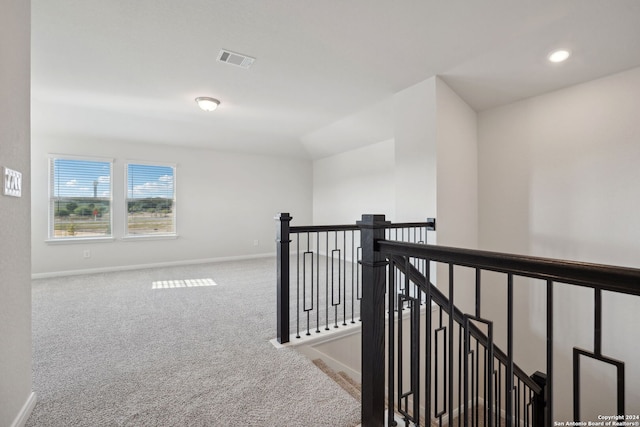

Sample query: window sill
[46,236,115,245]
[120,234,178,242]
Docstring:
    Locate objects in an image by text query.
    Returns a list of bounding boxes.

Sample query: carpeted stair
[312,358,361,402]
[310,358,506,427]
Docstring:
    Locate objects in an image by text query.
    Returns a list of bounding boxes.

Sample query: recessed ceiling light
[548,49,571,63]
[195,97,220,112]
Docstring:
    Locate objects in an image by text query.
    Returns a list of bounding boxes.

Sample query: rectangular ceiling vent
[217,49,255,69]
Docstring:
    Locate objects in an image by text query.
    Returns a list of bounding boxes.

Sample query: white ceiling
[31,1,640,159]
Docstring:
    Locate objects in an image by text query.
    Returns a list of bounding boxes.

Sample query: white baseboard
[11,392,36,427]
[31,252,275,279]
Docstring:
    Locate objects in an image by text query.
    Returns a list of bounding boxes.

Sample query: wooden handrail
[379,240,640,296]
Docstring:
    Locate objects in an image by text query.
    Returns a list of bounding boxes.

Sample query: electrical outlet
[253,239,259,246]
[83,249,91,258]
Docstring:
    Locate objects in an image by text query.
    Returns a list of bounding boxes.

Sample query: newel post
[358,214,390,427]
[531,371,547,427]
[276,213,292,344]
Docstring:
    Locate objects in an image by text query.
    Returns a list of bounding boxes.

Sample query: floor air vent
[217,49,255,69]
[152,278,218,289]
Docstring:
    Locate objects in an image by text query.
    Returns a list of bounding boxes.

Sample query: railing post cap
[275,212,292,221]
[531,371,547,386]
[357,214,390,228]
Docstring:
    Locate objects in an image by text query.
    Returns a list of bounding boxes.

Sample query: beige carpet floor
[28,257,360,426]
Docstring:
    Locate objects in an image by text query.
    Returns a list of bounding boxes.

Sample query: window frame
[123,160,177,239]
[47,154,114,242]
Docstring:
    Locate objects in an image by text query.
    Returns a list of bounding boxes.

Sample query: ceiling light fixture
[548,49,571,63]
[195,97,220,111]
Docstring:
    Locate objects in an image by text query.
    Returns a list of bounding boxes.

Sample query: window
[126,163,176,236]
[49,157,113,239]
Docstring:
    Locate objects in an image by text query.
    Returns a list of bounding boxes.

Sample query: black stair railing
[359,214,640,427]
[275,213,435,344]
[386,254,544,427]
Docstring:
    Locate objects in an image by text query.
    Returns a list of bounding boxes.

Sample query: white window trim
[120,234,178,241]
[47,154,114,243]
[46,236,115,244]
[124,160,177,239]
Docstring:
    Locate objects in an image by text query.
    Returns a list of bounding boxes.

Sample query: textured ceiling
[31,0,640,159]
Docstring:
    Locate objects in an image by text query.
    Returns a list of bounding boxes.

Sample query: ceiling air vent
[217,49,255,69]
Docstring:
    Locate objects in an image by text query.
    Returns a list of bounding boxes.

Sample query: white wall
[435,77,478,250]
[313,139,395,224]
[31,137,312,276]
[312,77,475,230]
[393,78,437,222]
[0,0,35,425]
[434,77,478,315]
[478,66,640,419]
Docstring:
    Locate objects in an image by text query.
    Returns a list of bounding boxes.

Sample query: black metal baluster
[484,344,488,427]
[493,369,498,427]
[465,316,493,427]
[343,230,347,326]
[395,228,400,313]
[573,288,625,421]
[469,347,475,427]
[497,366,501,427]
[388,260,397,427]
[435,326,448,424]
[474,267,481,427]
[546,280,553,426]
[332,232,340,328]
[527,389,532,427]
[458,322,463,427]
[524,390,534,427]
[448,264,454,426]
[425,256,432,426]
[507,274,514,426]
[325,231,329,331]
[296,233,300,338]
[408,257,420,425]
[303,232,314,336]
[398,293,404,421]
[595,287,602,355]
[475,269,481,318]
[435,307,447,425]
[351,230,355,324]
[402,258,411,424]
[573,349,625,421]
[516,378,520,427]
[316,232,320,333]
[475,339,480,427]
[357,245,362,321]
[464,316,470,427]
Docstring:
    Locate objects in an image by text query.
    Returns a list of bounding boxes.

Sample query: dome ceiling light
[195,97,220,112]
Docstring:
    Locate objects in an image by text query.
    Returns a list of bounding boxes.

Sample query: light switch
[3,167,22,197]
